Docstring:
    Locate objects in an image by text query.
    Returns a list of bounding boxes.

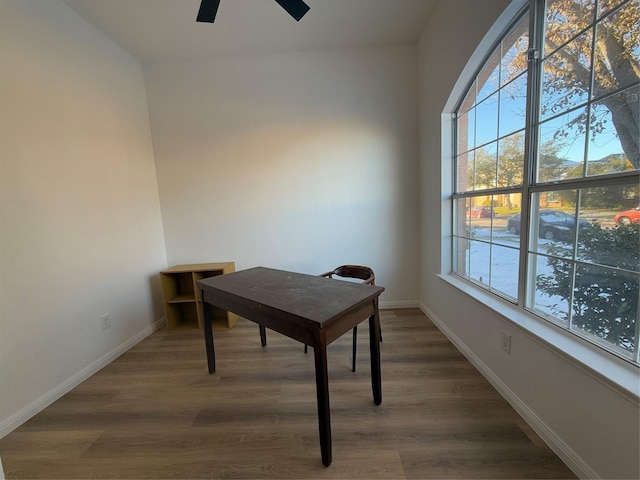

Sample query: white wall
[0,0,167,435]
[144,46,420,304]
[417,1,639,479]
[4,1,636,477]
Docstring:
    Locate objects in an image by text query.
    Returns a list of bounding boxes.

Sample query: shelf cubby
[160,263,239,330]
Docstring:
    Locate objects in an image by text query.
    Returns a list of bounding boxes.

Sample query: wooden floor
[0,309,576,479]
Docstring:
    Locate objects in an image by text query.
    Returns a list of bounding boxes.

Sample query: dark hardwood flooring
[0,309,576,479]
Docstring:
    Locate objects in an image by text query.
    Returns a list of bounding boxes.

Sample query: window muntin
[452,0,640,365]
[499,75,528,134]
[537,107,589,181]
[528,186,639,357]
[477,49,502,102]
[501,14,531,84]
[540,30,593,120]
[498,133,526,187]
[476,93,500,146]
[454,191,524,299]
[544,0,596,58]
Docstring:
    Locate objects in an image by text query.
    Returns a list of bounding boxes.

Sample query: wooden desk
[197,266,385,467]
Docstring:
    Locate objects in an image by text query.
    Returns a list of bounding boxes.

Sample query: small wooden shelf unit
[160,263,239,330]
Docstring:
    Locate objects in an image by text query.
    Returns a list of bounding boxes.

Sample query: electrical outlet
[101,313,111,330]
[501,331,511,354]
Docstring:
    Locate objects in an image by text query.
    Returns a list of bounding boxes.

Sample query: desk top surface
[198,266,384,325]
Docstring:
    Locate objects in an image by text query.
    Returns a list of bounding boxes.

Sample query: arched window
[450,0,639,364]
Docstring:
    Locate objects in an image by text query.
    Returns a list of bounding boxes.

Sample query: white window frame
[439,0,639,399]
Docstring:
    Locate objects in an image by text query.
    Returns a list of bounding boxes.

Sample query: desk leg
[313,337,332,467]
[259,325,267,347]
[369,300,382,405]
[201,292,216,374]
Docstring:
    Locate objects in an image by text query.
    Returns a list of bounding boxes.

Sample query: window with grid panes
[452,0,639,364]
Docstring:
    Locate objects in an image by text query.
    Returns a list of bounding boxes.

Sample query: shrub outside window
[452,0,639,364]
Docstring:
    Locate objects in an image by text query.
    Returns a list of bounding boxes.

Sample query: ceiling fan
[197,0,310,23]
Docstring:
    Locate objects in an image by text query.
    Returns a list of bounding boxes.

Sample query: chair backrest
[320,265,375,285]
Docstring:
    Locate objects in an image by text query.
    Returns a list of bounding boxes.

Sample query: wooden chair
[259,265,380,372]
[304,265,378,372]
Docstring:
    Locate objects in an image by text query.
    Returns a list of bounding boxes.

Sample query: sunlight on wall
[146,45,419,302]
[163,118,405,275]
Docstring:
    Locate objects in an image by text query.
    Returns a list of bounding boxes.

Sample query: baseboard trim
[379,300,420,309]
[418,302,597,480]
[0,317,165,440]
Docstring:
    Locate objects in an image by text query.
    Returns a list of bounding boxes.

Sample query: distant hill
[557,153,631,174]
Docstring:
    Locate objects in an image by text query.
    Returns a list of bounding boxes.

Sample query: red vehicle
[614,206,640,225]
[469,206,494,218]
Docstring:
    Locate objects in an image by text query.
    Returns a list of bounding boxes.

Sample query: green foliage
[537,223,639,352]
[582,186,627,209]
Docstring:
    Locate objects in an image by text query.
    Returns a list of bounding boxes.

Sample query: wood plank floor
[0,309,576,479]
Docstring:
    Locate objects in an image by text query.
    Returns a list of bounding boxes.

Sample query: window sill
[438,273,640,403]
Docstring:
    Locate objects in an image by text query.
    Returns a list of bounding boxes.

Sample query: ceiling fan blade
[274,0,310,21]
[196,0,221,23]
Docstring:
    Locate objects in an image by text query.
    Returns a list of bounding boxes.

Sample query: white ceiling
[62,0,438,64]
